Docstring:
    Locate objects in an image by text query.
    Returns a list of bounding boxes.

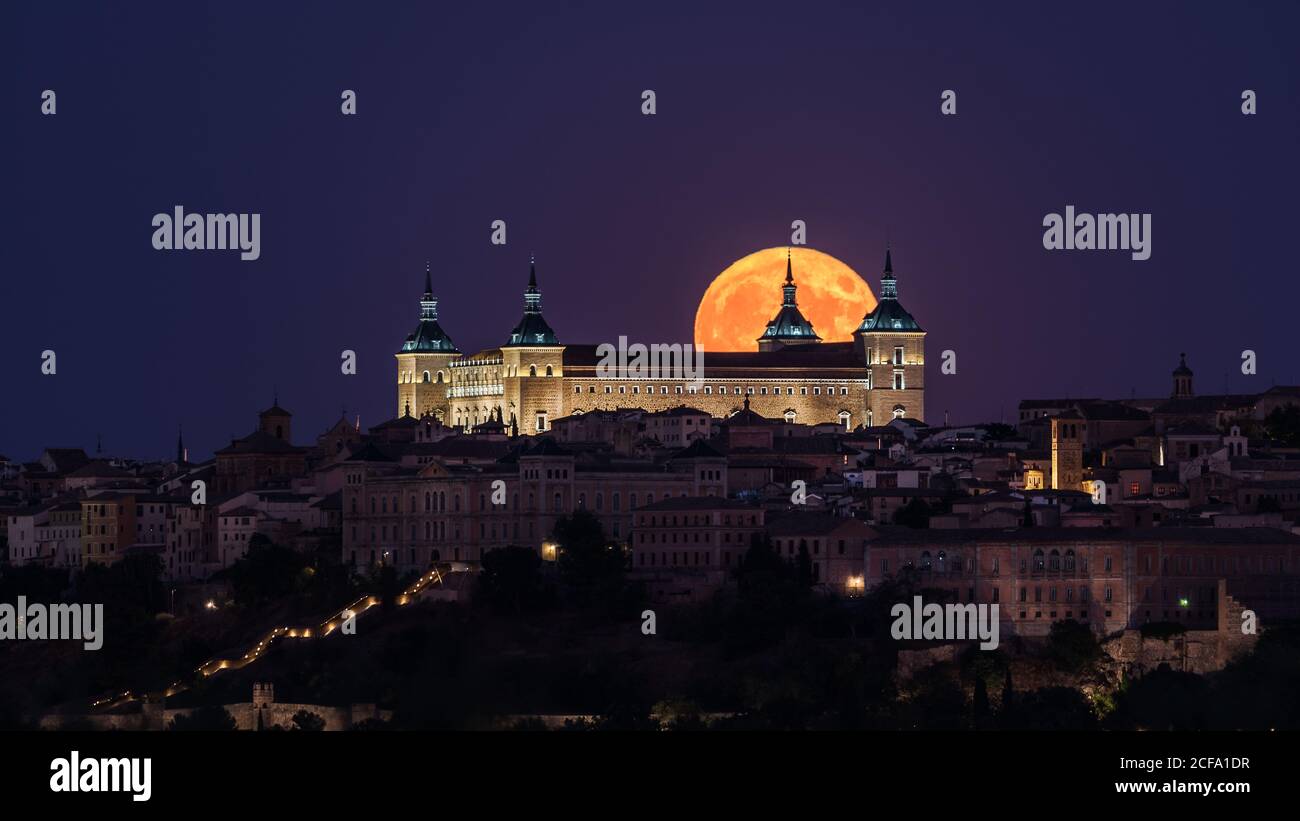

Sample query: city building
[396,250,926,431]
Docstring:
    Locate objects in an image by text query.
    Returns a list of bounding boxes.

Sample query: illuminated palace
[395,250,925,432]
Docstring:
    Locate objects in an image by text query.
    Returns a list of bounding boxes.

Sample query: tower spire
[506,255,558,345]
[880,247,898,300]
[524,256,541,311]
[419,262,439,321]
[781,249,798,306]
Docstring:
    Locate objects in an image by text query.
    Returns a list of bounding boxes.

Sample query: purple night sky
[3,1,1298,461]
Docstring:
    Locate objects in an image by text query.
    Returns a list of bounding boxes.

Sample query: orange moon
[694,247,877,351]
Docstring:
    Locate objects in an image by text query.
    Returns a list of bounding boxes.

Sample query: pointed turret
[400,261,459,353]
[506,255,559,346]
[757,248,821,351]
[856,247,921,332]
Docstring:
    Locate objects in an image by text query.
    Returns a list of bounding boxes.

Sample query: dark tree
[479,545,545,613]
[1047,619,1103,675]
[1264,404,1300,447]
[1002,687,1097,730]
[972,675,990,727]
[291,710,326,731]
[553,510,622,605]
[222,538,307,605]
[893,497,934,529]
[168,705,238,731]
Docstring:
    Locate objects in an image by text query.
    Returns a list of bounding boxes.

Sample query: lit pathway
[90,565,448,712]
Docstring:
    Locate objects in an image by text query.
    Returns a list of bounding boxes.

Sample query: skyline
[5,1,1300,461]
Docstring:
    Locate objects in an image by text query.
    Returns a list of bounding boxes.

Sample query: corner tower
[854,248,926,424]
[500,257,565,434]
[395,262,460,421]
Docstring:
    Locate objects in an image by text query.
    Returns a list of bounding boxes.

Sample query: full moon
[694,247,877,351]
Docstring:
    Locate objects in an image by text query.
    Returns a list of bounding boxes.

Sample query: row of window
[354,488,681,516]
[573,384,860,396]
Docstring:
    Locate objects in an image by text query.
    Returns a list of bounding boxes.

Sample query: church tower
[500,257,565,434]
[757,249,822,351]
[854,248,926,425]
[1172,352,1194,398]
[395,262,460,421]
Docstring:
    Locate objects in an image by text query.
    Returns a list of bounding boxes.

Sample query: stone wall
[39,701,391,731]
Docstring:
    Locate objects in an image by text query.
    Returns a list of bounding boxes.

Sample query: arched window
[424,492,431,512]
[436,371,444,383]
[529,365,537,377]
[1064,549,1076,571]
[936,550,946,572]
[546,365,554,376]
[422,371,431,383]
[892,405,906,419]
[920,551,932,571]
[1033,549,1045,571]
[1049,549,1061,571]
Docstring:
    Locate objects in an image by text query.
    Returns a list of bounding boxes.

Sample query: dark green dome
[856,249,923,333]
[399,263,459,353]
[505,258,560,346]
[757,250,821,343]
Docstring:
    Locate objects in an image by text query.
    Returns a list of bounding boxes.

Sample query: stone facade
[394,252,926,432]
[342,441,725,572]
[865,527,1300,637]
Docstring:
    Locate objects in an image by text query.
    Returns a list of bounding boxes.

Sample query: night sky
[3,1,1298,462]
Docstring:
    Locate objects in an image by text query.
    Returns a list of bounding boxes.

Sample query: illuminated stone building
[865,526,1300,637]
[340,436,726,572]
[395,250,926,432]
